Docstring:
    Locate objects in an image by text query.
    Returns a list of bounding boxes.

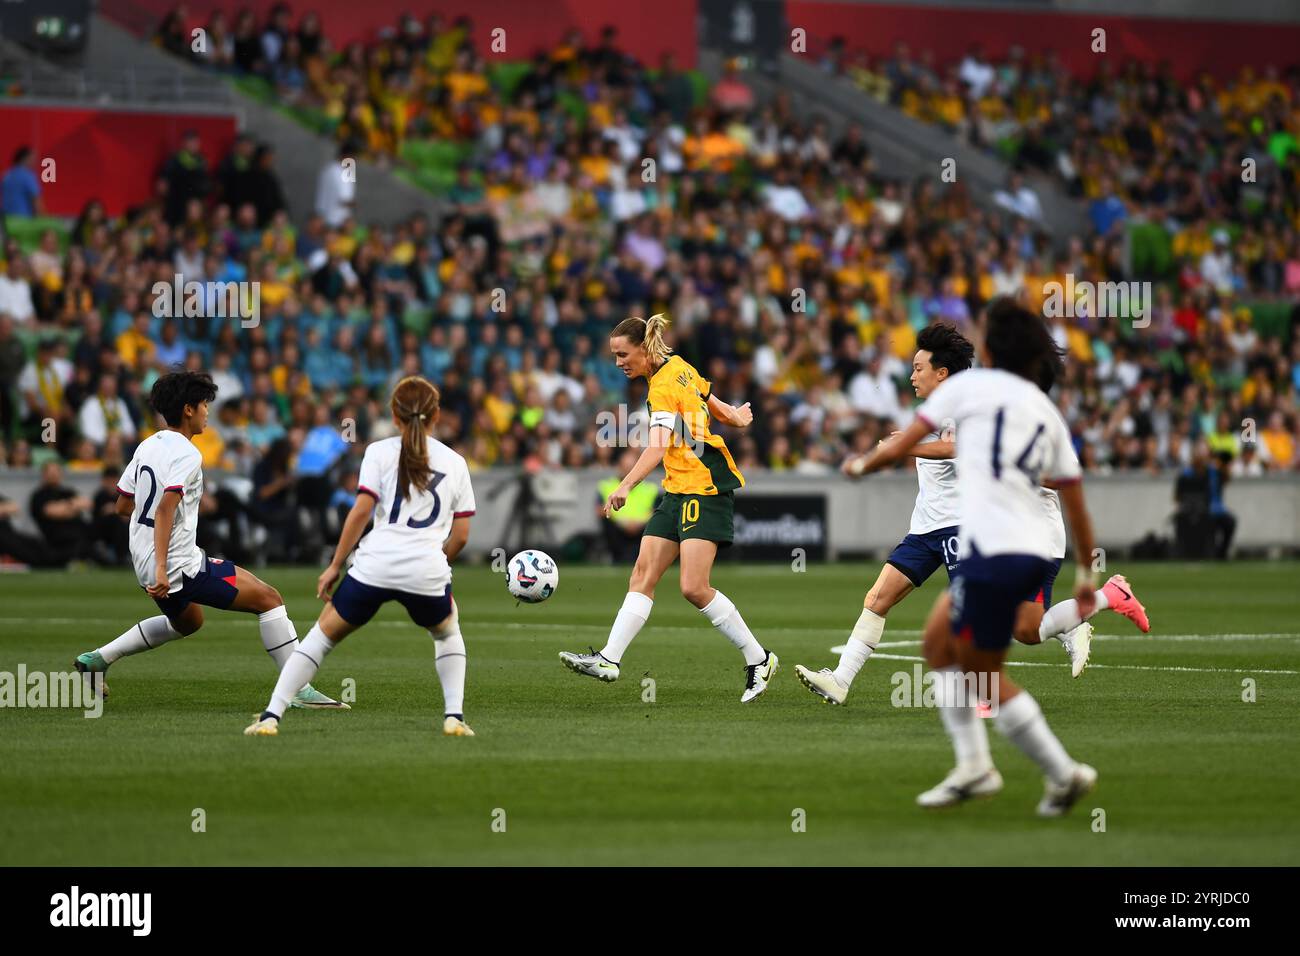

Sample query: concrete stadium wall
[4,468,1297,560]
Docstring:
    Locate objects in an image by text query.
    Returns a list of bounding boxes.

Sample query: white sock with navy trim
[97,615,182,664]
[258,605,298,669]
[266,625,335,719]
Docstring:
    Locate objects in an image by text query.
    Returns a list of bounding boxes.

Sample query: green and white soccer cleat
[73,651,109,700]
[1059,622,1093,679]
[558,648,620,682]
[741,649,779,703]
[916,766,1004,808]
[291,684,350,709]
[794,664,848,705]
[1037,763,1098,818]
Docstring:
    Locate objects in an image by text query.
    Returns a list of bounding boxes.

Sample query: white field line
[869,652,1299,676]
[3,617,1298,643]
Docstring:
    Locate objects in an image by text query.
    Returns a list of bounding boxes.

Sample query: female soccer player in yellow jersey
[559,314,780,702]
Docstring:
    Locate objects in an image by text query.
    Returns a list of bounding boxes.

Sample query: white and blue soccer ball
[506,549,559,603]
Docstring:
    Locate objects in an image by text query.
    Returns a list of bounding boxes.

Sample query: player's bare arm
[443,516,471,562]
[844,418,932,476]
[1056,477,1097,618]
[604,426,670,517]
[318,494,376,599]
[146,490,181,598]
[706,393,753,427]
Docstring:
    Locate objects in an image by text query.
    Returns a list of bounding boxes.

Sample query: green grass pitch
[2,560,1298,865]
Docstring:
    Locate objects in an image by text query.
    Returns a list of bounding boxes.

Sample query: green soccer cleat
[291,684,350,709]
[73,651,109,700]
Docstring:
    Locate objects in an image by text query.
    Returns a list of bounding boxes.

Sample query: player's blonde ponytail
[391,376,440,498]
[611,313,673,368]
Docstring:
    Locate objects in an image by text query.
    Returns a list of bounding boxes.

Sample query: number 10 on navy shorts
[886,526,960,587]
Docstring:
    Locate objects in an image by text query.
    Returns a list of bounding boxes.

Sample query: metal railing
[1,61,235,106]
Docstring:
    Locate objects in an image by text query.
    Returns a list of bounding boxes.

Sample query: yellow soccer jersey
[645,355,744,495]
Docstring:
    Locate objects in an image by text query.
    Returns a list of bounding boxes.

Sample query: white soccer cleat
[1037,763,1098,817]
[243,716,279,737]
[559,649,620,682]
[443,716,475,737]
[794,664,848,705]
[1059,621,1094,679]
[741,650,779,703]
[916,766,1004,808]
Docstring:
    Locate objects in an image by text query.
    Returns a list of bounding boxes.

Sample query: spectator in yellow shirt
[115,313,156,372]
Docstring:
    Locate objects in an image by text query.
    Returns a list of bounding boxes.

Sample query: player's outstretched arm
[706,393,753,428]
[604,426,670,517]
[1057,480,1098,617]
[890,430,955,459]
[844,418,932,477]
[318,495,375,599]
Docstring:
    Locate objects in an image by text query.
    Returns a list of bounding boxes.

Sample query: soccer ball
[506,549,559,603]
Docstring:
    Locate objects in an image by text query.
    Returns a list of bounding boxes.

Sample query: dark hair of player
[150,369,217,426]
[916,322,975,375]
[983,296,1064,394]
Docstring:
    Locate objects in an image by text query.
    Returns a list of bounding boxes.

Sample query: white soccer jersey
[117,430,205,592]
[1039,487,1067,560]
[917,369,1081,561]
[350,436,476,596]
[910,420,961,534]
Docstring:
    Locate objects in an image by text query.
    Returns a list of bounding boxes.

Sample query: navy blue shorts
[331,574,454,629]
[1034,558,1065,607]
[152,555,240,620]
[887,526,960,587]
[950,549,1053,651]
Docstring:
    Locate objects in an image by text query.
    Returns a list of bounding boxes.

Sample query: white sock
[833,608,886,687]
[258,605,298,669]
[599,591,653,664]
[266,625,334,718]
[431,625,467,717]
[993,690,1075,785]
[933,665,993,773]
[1039,590,1110,641]
[700,590,766,666]
[97,615,183,664]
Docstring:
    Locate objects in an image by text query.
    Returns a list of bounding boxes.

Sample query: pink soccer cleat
[1102,574,1149,633]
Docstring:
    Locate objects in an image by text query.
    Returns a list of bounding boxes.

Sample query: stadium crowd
[0,6,1297,567]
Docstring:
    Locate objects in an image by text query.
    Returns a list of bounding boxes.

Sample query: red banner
[102,0,700,68]
[787,2,1300,82]
[0,104,238,217]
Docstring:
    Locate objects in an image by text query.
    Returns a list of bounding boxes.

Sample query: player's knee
[680,581,712,607]
[629,561,656,593]
[257,584,283,614]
